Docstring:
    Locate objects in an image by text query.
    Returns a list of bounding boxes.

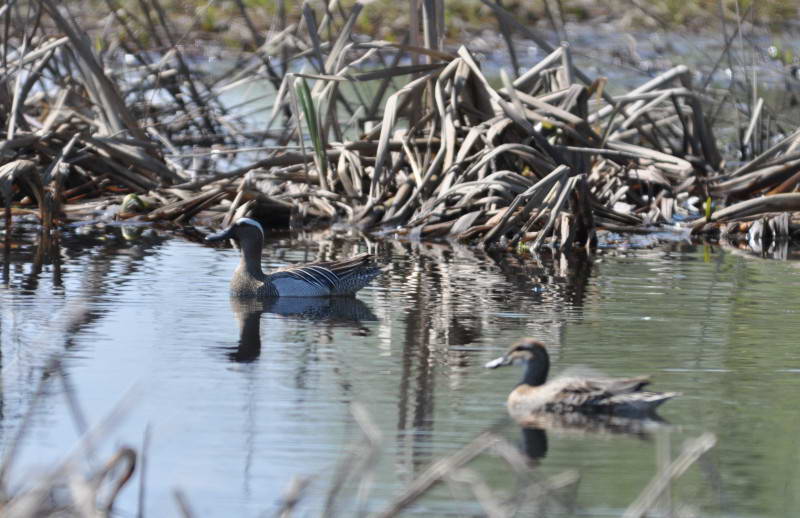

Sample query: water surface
[1,222,799,517]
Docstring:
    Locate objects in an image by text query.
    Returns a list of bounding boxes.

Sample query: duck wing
[269,253,381,296]
[311,253,377,277]
[601,390,681,414]
[269,265,339,295]
[545,376,652,411]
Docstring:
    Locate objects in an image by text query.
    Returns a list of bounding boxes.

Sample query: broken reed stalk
[0,279,713,517]
[264,409,713,518]
[0,359,139,516]
[622,433,717,518]
[373,432,502,518]
[320,403,381,516]
[0,0,798,250]
[173,489,197,518]
[0,378,717,518]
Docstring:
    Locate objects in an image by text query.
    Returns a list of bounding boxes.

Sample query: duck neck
[233,304,262,362]
[520,356,549,387]
[237,236,265,279]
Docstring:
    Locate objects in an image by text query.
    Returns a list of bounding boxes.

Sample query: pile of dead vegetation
[1,0,799,255]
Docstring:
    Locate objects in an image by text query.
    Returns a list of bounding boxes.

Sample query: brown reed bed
[0,3,758,515]
[2,2,799,254]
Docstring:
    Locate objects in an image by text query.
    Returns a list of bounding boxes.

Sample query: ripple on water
[2,229,800,516]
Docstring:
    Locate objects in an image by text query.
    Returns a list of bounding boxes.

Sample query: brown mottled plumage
[206,218,381,297]
[485,339,679,418]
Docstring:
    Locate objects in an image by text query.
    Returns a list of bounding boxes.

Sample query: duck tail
[644,391,681,407]
[329,254,382,295]
[335,266,382,295]
[605,391,681,414]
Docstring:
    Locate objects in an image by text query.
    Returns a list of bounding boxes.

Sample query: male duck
[206,217,381,297]
[485,339,679,416]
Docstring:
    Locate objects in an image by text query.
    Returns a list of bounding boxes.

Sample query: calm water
[2,221,800,517]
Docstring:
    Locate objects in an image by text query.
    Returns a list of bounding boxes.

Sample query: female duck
[206,218,381,297]
[485,339,678,416]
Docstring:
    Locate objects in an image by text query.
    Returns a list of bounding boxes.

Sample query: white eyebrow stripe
[236,217,264,238]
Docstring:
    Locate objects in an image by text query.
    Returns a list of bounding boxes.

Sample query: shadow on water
[1,222,169,410]
[520,426,550,462]
[2,224,62,292]
[512,413,674,518]
[0,222,171,468]
[378,240,596,476]
[225,297,378,363]
[3,222,168,297]
[1,227,753,515]
[55,225,169,348]
[488,248,594,308]
[518,412,670,463]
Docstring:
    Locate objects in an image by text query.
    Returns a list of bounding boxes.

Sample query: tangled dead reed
[2,2,799,252]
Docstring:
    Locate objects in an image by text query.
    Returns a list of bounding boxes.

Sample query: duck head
[206,217,265,277]
[205,217,264,247]
[485,338,550,386]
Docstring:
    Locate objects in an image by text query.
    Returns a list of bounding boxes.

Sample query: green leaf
[295,77,327,179]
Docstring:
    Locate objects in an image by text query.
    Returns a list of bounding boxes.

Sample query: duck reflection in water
[226,296,378,362]
[519,411,669,461]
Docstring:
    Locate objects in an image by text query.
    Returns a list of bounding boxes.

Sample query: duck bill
[205,226,235,242]
[485,355,511,369]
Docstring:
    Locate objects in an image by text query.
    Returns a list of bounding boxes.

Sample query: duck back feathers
[268,253,382,297]
[508,375,678,416]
